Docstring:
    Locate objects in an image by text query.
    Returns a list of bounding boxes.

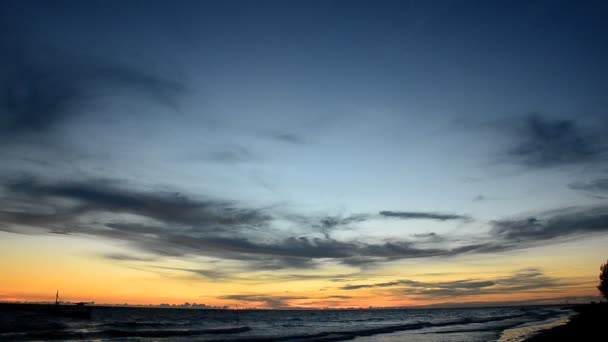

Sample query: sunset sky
[1,0,607,308]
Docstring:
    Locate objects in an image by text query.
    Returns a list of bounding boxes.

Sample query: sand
[524,303,607,342]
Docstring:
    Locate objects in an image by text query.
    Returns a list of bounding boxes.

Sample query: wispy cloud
[103,253,159,262]
[219,294,305,308]
[473,195,485,202]
[0,34,184,139]
[265,131,306,144]
[505,113,606,168]
[489,206,608,242]
[0,176,454,268]
[4,176,270,229]
[411,232,445,243]
[342,268,573,299]
[202,145,257,163]
[314,214,371,238]
[568,178,608,193]
[379,211,469,221]
[3,175,608,271]
[287,210,469,238]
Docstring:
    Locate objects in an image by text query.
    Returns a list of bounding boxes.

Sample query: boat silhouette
[48,290,92,319]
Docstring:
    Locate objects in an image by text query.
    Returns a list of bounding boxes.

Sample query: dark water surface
[0,303,571,341]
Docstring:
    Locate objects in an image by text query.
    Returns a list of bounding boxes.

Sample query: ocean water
[0,304,572,341]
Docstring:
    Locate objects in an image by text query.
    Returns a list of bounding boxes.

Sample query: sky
[1,0,607,309]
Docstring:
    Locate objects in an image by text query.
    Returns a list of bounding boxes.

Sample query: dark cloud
[246,273,361,283]
[318,214,370,229]
[506,113,606,168]
[342,279,421,291]
[411,232,445,243]
[0,178,459,268]
[203,145,255,163]
[0,176,452,268]
[3,175,608,271]
[49,230,72,235]
[4,176,270,228]
[0,33,184,138]
[166,236,445,263]
[473,195,485,202]
[281,213,373,240]
[341,278,497,292]
[103,253,158,262]
[394,205,607,262]
[568,178,608,193]
[219,294,304,308]
[490,206,608,242]
[379,211,469,221]
[342,268,571,299]
[325,295,353,299]
[146,265,227,280]
[265,131,305,144]
[315,214,370,238]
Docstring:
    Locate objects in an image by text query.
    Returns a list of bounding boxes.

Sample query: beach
[524,303,607,342]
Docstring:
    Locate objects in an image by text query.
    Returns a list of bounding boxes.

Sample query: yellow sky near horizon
[1,231,605,308]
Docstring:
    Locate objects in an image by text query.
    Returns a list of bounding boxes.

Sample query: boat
[48,290,93,319]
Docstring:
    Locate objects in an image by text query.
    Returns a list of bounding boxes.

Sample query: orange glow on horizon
[1,231,606,309]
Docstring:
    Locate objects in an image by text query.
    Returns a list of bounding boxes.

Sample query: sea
[0,304,572,341]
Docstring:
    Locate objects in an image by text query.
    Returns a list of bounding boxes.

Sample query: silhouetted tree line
[599,259,608,301]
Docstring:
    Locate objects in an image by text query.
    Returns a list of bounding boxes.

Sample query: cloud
[318,214,370,229]
[264,131,305,144]
[203,145,256,163]
[342,279,421,291]
[3,175,608,271]
[342,268,571,299]
[489,206,608,242]
[314,214,370,238]
[145,265,228,280]
[103,253,158,262]
[411,232,445,243]
[0,33,184,138]
[4,176,270,229]
[473,195,485,202]
[0,179,461,268]
[325,295,353,299]
[431,206,608,254]
[0,176,453,268]
[568,178,608,193]
[219,294,304,308]
[304,210,470,238]
[506,113,606,168]
[379,211,469,221]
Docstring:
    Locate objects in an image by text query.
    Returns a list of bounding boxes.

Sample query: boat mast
[235,304,240,325]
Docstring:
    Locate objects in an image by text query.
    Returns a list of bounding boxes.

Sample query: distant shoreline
[0,301,576,311]
[524,303,607,341]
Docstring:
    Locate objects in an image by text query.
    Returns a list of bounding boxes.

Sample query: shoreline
[524,303,607,341]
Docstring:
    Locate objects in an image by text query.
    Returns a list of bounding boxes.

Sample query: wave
[1,326,251,340]
[104,326,252,337]
[431,310,564,335]
[206,311,561,342]
[99,321,176,328]
[0,306,565,342]
[0,320,67,334]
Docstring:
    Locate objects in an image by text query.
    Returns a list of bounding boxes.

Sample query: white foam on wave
[497,312,573,342]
